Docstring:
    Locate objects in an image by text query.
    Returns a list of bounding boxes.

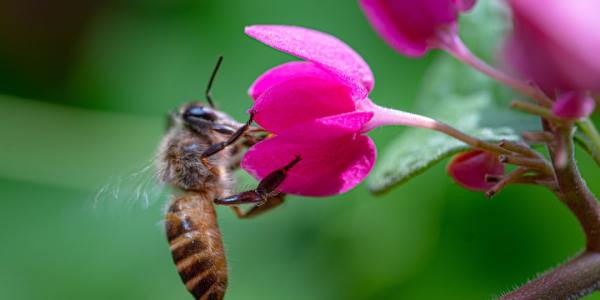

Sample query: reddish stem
[504,124,600,299]
[500,252,600,300]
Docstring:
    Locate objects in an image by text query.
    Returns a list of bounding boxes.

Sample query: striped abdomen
[165,193,227,300]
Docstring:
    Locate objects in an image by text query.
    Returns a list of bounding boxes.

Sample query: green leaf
[368,16,540,194]
[459,0,511,61]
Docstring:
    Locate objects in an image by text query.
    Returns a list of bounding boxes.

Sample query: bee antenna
[205,55,224,108]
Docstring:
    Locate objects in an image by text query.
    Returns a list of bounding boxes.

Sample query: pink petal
[242,112,376,197]
[359,0,465,57]
[248,61,340,100]
[447,150,504,192]
[552,92,596,120]
[245,25,374,99]
[505,0,600,93]
[252,74,356,134]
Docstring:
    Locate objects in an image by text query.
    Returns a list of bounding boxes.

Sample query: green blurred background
[0,0,599,299]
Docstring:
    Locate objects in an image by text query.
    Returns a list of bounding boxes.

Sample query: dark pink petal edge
[245,25,374,100]
[359,0,433,57]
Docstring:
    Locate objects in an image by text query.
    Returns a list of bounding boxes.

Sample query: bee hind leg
[230,194,285,219]
[215,155,301,218]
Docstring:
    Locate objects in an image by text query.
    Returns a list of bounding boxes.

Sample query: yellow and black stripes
[165,194,227,300]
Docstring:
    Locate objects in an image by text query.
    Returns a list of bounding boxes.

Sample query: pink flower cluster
[242,25,436,197]
[241,0,599,196]
[359,0,598,119]
[356,0,599,191]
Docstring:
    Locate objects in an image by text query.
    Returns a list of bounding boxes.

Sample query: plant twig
[500,252,600,300]
[550,126,600,251]
[498,155,553,175]
[485,167,528,198]
[505,122,600,298]
[437,35,554,106]
[510,100,564,124]
[499,140,540,158]
[522,131,554,144]
[365,103,515,156]
[432,122,512,155]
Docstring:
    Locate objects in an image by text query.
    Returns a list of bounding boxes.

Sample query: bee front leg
[201,111,254,159]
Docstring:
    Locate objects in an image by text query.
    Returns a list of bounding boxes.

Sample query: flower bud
[552,92,596,120]
[447,150,504,192]
[504,0,600,94]
[359,0,476,57]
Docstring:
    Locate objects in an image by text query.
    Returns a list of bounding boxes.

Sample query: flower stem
[431,122,512,155]
[498,154,553,175]
[438,35,554,106]
[510,100,563,124]
[362,103,439,131]
[506,122,600,298]
[365,103,512,155]
[550,126,600,251]
[500,252,600,299]
[485,167,527,198]
[436,31,600,298]
[498,140,539,158]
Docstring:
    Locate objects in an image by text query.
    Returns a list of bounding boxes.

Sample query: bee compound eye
[184,106,217,122]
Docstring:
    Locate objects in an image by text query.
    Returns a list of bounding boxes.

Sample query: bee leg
[201,111,255,159]
[215,190,265,205]
[216,155,300,208]
[230,194,285,219]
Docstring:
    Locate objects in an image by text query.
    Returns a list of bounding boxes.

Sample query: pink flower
[504,0,600,118]
[359,0,476,57]
[243,25,436,197]
[447,150,504,191]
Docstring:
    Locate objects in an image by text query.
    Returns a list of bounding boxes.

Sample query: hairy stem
[506,123,600,299]
[510,100,563,124]
[364,103,512,155]
[437,34,553,107]
[437,31,600,298]
[551,127,600,251]
[432,122,512,155]
[500,252,600,300]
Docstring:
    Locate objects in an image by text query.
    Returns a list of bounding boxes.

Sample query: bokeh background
[1,0,599,299]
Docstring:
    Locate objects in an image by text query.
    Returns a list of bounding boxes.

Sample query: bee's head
[166,56,235,133]
[182,103,219,124]
[167,102,237,135]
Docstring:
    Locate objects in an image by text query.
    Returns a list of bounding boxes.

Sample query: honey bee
[156,57,301,300]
